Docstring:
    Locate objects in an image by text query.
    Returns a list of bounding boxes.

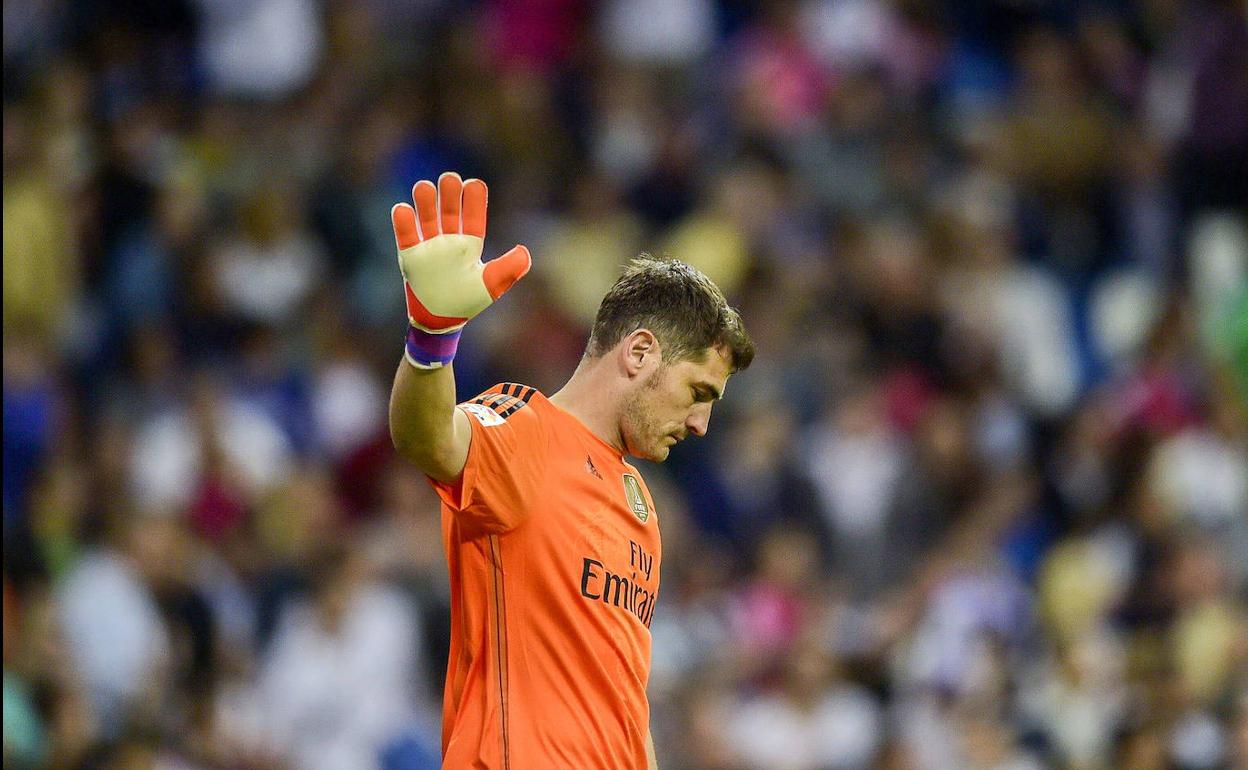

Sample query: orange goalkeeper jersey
[428,383,661,770]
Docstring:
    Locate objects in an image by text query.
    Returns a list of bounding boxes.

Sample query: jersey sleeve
[427,384,545,533]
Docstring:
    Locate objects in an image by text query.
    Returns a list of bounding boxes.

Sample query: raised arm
[389,351,471,482]
[387,173,530,481]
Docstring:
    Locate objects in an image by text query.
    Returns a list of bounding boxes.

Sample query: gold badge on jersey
[622,474,649,522]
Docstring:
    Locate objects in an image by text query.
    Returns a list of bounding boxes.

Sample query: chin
[630,442,670,462]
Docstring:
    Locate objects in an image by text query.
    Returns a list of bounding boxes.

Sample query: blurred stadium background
[4,0,1247,768]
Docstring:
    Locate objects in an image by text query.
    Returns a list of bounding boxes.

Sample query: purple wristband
[405,325,462,369]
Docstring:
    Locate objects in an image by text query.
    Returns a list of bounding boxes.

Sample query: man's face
[620,345,733,462]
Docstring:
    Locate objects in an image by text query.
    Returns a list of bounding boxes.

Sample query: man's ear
[621,329,661,378]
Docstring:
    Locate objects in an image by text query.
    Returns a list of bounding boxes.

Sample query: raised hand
[391,172,531,336]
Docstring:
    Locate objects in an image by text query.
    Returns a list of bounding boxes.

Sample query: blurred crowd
[4,0,1247,769]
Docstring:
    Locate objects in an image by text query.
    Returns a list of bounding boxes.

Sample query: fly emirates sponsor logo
[579,540,657,628]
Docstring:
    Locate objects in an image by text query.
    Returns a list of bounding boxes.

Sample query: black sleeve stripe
[468,385,536,418]
[500,383,536,399]
[498,402,526,419]
[468,393,519,410]
[493,396,517,411]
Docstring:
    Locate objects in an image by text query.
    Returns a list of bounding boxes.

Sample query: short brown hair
[586,256,755,371]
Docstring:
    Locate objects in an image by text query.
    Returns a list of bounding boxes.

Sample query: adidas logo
[585,455,602,479]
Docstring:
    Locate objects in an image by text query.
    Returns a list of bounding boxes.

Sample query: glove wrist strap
[404,325,461,369]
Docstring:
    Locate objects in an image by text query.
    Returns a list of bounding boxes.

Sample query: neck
[549,358,627,454]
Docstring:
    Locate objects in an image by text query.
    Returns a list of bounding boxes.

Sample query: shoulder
[459,382,543,426]
[459,381,536,416]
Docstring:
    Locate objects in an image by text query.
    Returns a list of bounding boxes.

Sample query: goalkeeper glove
[391,173,531,369]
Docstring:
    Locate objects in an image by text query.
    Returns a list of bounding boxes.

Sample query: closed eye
[692,386,718,403]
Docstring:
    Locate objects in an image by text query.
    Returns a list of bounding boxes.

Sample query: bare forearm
[646,729,658,770]
[389,359,470,481]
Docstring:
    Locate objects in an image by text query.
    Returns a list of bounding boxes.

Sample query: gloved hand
[391,173,530,368]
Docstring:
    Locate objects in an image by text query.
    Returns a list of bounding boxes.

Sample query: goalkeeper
[388,172,754,770]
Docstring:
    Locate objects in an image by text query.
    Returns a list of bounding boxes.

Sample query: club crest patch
[622,474,650,522]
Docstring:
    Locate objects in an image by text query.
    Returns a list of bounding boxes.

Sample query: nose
[685,404,711,437]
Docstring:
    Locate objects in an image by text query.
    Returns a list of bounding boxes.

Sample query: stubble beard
[621,369,668,461]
